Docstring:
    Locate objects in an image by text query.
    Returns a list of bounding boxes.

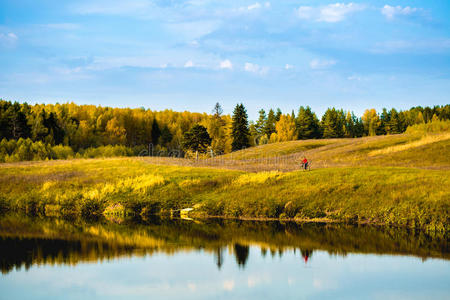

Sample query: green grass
[0,156,448,231]
[1,128,449,231]
[220,139,335,160]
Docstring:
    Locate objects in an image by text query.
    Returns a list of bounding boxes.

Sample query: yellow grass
[368,132,450,157]
[232,171,283,186]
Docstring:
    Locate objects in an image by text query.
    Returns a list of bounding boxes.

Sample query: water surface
[0,216,448,299]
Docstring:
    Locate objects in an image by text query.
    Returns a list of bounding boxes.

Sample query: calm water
[0,216,449,300]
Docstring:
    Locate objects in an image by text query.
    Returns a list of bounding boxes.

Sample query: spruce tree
[321,108,345,138]
[387,108,401,134]
[231,103,250,151]
[255,109,267,135]
[151,119,161,145]
[264,109,276,137]
[275,108,282,122]
[296,106,320,139]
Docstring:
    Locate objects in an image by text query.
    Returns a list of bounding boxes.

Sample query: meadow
[0,122,449,232]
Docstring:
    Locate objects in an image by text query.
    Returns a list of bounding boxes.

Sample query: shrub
[406,119,450,134]
[52,145,74,159]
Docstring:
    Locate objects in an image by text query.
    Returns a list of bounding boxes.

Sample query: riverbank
[0,157,448,232]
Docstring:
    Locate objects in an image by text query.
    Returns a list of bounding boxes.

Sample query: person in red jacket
[302,157,308,170]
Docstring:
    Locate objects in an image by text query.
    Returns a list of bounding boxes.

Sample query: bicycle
[300,161,311,171]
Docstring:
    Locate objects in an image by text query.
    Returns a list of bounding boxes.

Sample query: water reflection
[0,214,448,275]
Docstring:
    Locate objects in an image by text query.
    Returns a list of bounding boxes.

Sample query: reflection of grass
[0,214,448,275]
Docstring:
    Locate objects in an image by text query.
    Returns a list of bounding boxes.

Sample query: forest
[0,99,449,162]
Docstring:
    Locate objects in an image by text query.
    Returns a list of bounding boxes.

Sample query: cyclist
[302,157,309,171]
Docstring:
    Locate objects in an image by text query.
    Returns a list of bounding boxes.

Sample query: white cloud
[296,6,313,19]
[7,33,18,40]
[319,3,364,22]
[187,283,196,292]
[247,277,258,287]
[220,59,233,69]
[296,3,364,23]
[310,59,336,69]
[184,60,194,68]
[244,62,268,75]
[247,3,261,10]
[223,280,235,291]
[285,64,294,70]
[0,32,18,47]
[238,2,270,12]
[381,5,419,19]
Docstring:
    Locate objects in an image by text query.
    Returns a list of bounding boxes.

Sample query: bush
[406,119,450,134]
[52,145,74,159]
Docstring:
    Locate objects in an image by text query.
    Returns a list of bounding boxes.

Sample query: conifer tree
[182,124,211,159]
[275,108,282,122]
[255,109,267,135]
[296,106,320,139]
[264,109,276,137]
[208,103,227,154]
[231,103,250,151]
[151,119,161,145]
[321,108,345,138]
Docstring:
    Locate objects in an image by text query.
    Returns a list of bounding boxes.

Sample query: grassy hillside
[1,125,449,231]
[216,131,450,170]
[0,157,448,231]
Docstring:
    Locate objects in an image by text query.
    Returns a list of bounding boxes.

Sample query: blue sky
[0,0,449,119]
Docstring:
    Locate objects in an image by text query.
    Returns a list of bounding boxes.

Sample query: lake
[0,215,449,300]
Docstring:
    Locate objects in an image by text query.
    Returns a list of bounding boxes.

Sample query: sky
[0,0,449,119]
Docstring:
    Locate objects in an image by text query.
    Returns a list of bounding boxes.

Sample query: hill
[0,125,449,232]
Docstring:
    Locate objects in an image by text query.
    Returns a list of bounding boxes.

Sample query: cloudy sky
[1,0,449,118]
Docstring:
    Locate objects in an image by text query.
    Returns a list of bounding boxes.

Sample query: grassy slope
[0,131,449,231]
[218,132,450,170]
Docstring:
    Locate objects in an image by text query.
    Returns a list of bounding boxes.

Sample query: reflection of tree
[0,215,448,275]
[301,249,313,264]
[0,237,137,275]
[214,247,224,270]
[234,243,249,268]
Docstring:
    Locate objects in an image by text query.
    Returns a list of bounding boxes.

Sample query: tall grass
[0,158,448,231]
[368,132,450,156]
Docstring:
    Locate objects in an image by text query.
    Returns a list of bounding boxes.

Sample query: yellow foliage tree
[275,115,297,142]
[362,109,381,136]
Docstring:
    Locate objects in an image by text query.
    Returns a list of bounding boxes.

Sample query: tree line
[0,99,449,162]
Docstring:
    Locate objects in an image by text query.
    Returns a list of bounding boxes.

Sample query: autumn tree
[208,103,228,154]
[274,114,296,142]
[362,109,381,136]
